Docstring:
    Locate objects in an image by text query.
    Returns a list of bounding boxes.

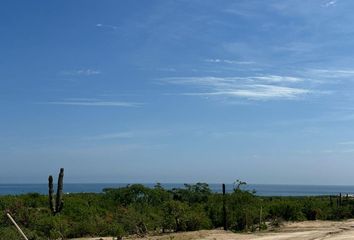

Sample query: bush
[0,227,19,240]
[268,201,304,221]
[1,183,354,238]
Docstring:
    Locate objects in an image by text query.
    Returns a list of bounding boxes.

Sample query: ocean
[1,183,354,196]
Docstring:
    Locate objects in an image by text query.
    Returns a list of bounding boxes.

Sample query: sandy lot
[73,219,354,240]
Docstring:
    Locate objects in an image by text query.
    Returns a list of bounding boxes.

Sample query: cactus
[48,175,55,213]
[48,168,64,215]
[222,183,227,230]
[339,193,342,206]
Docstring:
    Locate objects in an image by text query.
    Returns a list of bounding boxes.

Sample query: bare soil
[72,219,354,240]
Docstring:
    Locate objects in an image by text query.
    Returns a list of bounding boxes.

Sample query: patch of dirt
[72,219,354,240]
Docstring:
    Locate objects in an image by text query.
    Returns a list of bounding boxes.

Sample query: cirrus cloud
[162,75,315,101]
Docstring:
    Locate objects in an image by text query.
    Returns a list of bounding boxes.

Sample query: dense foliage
[0,183,353,239]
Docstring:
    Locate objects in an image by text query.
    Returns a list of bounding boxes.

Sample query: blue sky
[2,0,354,184]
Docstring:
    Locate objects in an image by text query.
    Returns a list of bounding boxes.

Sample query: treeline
[0,183,354,239]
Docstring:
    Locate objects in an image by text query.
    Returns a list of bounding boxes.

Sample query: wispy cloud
[205,58,255,65]
[156,67,177,72]
[162,75,313,101]
[308,69,354,78]
[320,148,354,154]
[182,85,310,100]
[323,0,338,7]
[338,141,354,145]
[61,69,101,76]
[86,131,136,140]
[96,23,118,31]
[45,100,143,107]
[164,75,304,85]
[223,7,258,18]
[252,75,303,83]
[85,129,170,140]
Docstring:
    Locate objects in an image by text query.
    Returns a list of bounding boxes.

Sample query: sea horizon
[3,182,354,186]
[2,183,354,196]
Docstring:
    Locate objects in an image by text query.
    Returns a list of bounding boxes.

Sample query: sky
[2,0,354,184]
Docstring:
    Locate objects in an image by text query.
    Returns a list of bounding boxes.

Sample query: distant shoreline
[2,183,354,196]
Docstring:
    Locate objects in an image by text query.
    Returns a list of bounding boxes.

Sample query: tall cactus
[48,168,64,215]
[48,175,55,213]
[222,183,227,230]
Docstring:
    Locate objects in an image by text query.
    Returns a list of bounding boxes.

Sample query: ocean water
[1,183,354,196]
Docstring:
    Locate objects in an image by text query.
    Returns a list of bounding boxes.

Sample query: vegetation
[1,183,354,239]
[48,168,64,215]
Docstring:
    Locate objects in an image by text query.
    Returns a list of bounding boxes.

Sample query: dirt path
[73,220,354,240]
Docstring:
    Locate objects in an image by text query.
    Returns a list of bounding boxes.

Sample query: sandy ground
[72,219,354,240]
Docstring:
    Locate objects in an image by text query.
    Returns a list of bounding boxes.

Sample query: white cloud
[61,69,101,76]
[86,132,136,140]
[183,85,310,100]
[223,8,257,18]
[338,141,354,145]
[205,58,255,65]
[62,98,100,102]
[45,100,142,107]
[85,129,170,140]
[308,69,354,78]
[156,67,177,72]
[252,75,303,83]
[323,0,338,7]
[96,23,118,30]
[162,75,312,101]
[163,76,236,88]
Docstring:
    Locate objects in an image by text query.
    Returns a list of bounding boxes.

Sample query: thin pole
[6,213,29,240]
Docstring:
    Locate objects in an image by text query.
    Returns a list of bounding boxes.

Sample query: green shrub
[0,227,19,240]
[1,183,354,238]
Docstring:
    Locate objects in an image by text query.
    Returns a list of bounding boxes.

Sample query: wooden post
[6,213,29,240]
[222,183,227,230]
